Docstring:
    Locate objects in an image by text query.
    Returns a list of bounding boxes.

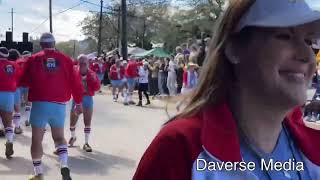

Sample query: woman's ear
[224,39,241,65]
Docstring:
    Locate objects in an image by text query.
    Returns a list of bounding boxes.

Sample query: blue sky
[0,0,106,42]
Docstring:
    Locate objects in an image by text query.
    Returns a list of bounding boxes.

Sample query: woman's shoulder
[133,114,204,180]
[160,115,203,139]
[149,114,204,159]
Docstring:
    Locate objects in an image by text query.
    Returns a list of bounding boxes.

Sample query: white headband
[40,37,55,43]
[0,51,9,58]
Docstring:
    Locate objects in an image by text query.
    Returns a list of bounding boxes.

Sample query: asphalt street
[0,90,170,180]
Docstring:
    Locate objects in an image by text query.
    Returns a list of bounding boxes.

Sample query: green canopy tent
[131,48,171,58]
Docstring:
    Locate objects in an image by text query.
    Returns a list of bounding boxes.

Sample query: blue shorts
[111,80,124,88]
[97,73,104,81]
[30,102,66,128]
[127,78,136,89]
[0,92,14,112]
[14,88,21,105]
[72,96,94,110]
[20,87,29,94]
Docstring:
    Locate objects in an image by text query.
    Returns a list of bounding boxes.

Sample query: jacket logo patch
[4,64,15,75]
[45,58,59,72]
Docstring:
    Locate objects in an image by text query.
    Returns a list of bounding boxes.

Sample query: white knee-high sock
[25,105,32,121]
[70,126,76,138]
[5,127,14,143]
[57,144,68,168]
[33,159,43,175]
[13,113,21,128]
[84,127,91,144]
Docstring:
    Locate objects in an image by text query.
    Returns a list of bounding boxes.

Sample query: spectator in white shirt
[137,61,151,107]
[167,56,177,96]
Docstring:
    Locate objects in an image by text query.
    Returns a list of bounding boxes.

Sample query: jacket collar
[201,101,320,165]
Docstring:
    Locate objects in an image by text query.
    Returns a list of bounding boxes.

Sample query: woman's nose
[293,40,313,63]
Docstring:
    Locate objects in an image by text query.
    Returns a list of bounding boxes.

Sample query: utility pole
[117,6,121,49]
[121,0,128,60]
[97,0,103,57]
[73,40,76,58]
[11,8,14,39]
[142,17,146,49]
[49,0,53,33]
[9,8,15,41]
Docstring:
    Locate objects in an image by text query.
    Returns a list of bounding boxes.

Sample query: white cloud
[53,10,90,41]
[0,0,91,42]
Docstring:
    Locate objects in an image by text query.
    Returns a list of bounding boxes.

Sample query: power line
[30,18,49,34]
[55,2,83,16]
[80,0,118,12]
[30,2,84,35]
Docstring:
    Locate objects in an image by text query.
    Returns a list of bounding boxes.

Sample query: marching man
[0,47,19,159]
[69,55,100,152]
[124,59,141,105]
[19,51,32,127]
[21,33,83,180]
[109,59,125,102]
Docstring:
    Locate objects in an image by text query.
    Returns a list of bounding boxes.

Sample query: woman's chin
[280,93,307,109]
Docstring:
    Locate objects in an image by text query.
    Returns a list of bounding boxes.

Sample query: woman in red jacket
[69,55,101,152]
[0,47,18,159]
[134,0,320,179]
[109,59,125,102]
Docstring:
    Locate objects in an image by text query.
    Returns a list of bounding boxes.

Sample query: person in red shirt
[124,59,140,105]
[19,51,32,127]
[97,57,106,82]
[91,57,106,93]
[8,49,23,135]
[68,55,100,152]
[0,47,19,159]
[21,33,83,180]
[109,59,125,102]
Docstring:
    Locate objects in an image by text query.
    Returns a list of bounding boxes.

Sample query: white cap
[312,39,320,49]
[235,0,320,32]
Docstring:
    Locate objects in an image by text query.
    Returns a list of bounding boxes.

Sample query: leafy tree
[79,0,225,53]
[55,41,77,57]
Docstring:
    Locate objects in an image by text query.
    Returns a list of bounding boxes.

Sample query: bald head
[78,54,89,74]
[78,54,89,65]
[40,32,56,49]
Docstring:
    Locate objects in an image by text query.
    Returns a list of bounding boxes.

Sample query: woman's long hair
[176,0,254,118]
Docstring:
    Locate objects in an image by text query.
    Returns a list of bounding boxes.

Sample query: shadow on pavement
[14,134,31,147]
[68,149,136,175]
[0,156,50,175]
[14,133,50,150]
